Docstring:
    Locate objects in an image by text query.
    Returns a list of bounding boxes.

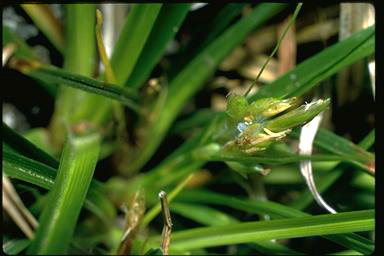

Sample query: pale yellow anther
[263,128,290,138]
[244,116,252,123]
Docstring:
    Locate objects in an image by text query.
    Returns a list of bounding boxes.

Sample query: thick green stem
[27,133,100,254]
[49,4,96,148]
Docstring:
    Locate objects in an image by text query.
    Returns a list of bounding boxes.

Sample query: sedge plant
[2,3,375,255]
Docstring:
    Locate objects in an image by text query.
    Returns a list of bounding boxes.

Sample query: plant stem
[244,3,303,96]
[27,132,100,254]
[49,4,96,148]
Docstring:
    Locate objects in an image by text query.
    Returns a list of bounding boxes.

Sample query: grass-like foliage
[2,3,375,255]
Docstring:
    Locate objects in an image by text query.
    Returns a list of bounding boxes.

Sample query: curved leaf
[11,62,140,112]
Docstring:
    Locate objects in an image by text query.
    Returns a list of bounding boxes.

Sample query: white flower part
[299,114,322,152]
[303,101,313,111]
[304,99,325,111]
[299,112,337,214]
[190,3,208,11]
[263,128,290,138]
[368,60,375,99]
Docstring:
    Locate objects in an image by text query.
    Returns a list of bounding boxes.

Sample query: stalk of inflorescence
[244,3,303,97]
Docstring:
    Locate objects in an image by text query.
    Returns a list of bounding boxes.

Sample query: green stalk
[125,4,191,88]
[49,4,96,147]
[110,3,162,85]
[244,3,302,96]
[27,133,100,254]
[62,4,96,76]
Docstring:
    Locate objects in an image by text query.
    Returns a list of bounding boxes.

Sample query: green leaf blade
[125,4,191,88]
[3,143,115,225]
[155,210,374,251]
[27,133,100,254]
[171,202,239,226]
[2,122,59,169]
[14,63,140,111]
[175,190,374,254]
[110,3,162,85]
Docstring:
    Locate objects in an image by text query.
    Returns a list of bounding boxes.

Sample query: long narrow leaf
[11,62,140,111]
[167,4,245,77]
[125,4,191,88]
[28,133,100,254]
[149,209,374,251]
[170,202,303,255]
[176,190,374,254]
[199,4,246,50]
[3,145,115,224]
[110,4,162,85]
[170,202,239,226]
[3,26,58,96]
[3,122,58,168]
